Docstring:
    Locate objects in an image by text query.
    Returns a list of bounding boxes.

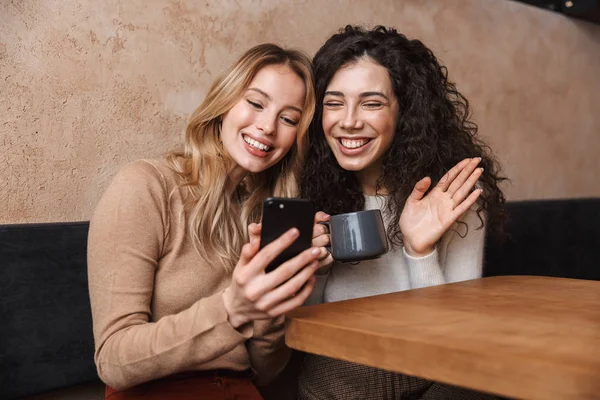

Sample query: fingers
[246,228,299,275]
[265,275,317,318]
[318,253,334,269]
[312,221,329,240]
[452,187,483,218]
[314,211,330,224]
[312,233,330,248]
[255,260,319,312]
[437,158,472,192]
[407,177,432,202]
[451,166,483,206]
[264,246,325,289]
[239,231,324,315]
[447,158,482,196]
[313,213,330,250]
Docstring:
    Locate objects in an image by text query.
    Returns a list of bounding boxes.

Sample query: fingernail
[289,228,299,237]
[311,247,320,255]
[479,167,484,172]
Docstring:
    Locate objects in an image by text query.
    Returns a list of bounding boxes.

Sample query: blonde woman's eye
[247,100,264,110]
[281,116,298,126]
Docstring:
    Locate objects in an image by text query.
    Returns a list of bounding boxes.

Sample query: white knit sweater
[307,195,485,305]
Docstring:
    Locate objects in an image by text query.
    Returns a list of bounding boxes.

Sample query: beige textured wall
[1,0,599,223]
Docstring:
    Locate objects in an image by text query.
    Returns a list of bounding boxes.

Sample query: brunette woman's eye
[364,102,383,109]
[324,101,343,108]
[247,100,264,110]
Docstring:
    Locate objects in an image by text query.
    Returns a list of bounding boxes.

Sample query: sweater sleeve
[87,161,253,390]
[303,271,329,306]
[246,267,333,383]
[247,266,334,382]
[245,317,291,386]
[404,208,485,289]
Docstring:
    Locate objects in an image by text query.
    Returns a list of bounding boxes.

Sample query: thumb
[248,222,262,245]
[239,240,260,266]
[408,177,432,202]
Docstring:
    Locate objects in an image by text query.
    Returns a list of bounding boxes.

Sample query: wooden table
[285,276,600,400]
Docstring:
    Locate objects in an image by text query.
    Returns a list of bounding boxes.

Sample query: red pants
[105,370,263,400]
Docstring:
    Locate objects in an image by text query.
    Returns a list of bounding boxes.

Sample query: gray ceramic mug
[323,209,389,262]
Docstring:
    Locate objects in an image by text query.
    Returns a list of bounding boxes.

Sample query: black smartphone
[259,197,315,273]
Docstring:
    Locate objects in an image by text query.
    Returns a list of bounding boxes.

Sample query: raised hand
[399,158,483,257]
[222,228,326,328]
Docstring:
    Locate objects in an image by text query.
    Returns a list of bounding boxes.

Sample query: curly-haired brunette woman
[299,25,506,400]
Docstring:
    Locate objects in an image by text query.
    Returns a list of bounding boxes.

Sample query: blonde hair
[167,44,315,272]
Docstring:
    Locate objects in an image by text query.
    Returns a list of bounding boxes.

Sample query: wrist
[222,287,247,329]
[404,241,435,258]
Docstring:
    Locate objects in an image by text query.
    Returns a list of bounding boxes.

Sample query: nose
[256,112,276,135]
[339,107,363,130]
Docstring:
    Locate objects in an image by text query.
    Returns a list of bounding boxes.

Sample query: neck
[226,164,248,198]
[356,160,387,196]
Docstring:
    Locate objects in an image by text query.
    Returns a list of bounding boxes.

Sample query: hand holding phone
[223,225,321,328]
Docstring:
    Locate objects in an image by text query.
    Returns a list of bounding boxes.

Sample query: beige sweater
[87,159,289,390]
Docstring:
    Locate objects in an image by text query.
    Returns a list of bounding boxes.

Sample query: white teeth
[340,138,369,149]
[243,135,271,151]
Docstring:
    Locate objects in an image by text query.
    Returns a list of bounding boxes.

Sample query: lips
[334,136,374,156]
[242,134,272,152]
[339,137,371,149]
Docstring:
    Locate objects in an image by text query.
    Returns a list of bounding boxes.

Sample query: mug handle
[318,221,332,254]
[318,221,359,265]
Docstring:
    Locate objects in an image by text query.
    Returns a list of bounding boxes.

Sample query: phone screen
[259,197,315,272]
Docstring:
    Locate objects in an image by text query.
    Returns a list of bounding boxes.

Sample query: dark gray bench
[484,198,600,280]
[0,222,99,399]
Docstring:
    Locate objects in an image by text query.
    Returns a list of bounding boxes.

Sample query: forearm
[94,291,253,390]
[403,247,446,289]
[246,316,291,385]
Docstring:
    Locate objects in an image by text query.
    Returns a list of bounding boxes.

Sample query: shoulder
[97,158,182,213]
[112,157,181,193]
[92,158,184,226]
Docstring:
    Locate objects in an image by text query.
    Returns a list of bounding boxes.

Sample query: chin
[247,165,270,174]
[334,157,367,172]
[246,159,278,174]
[340,164,365,172]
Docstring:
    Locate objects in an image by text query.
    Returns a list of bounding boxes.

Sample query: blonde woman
[88,44,324,400]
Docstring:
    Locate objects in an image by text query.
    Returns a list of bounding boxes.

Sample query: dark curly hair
[300,25,507,246]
